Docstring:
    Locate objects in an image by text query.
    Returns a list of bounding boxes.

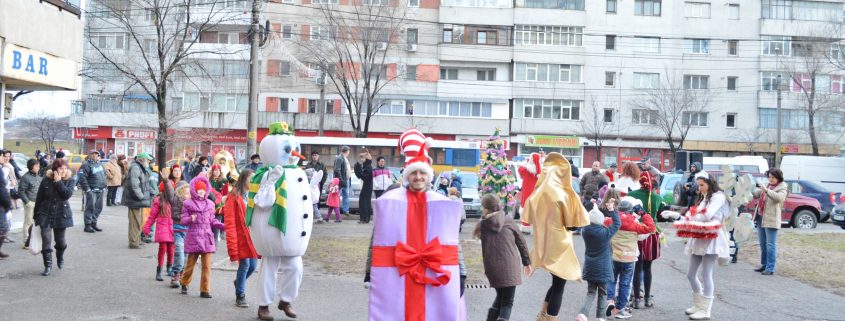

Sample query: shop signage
[781,144,799,154]
[0,43,78,90]
[113,128,157,140]
[525,135,580,149]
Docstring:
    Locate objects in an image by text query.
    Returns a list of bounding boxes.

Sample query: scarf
[757,184,778,218]
[245,164,298,234]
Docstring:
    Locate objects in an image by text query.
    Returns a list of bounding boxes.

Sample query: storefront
[584,146,673,172]
[513,134,583,168]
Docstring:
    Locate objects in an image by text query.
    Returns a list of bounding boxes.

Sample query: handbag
[28,225,42,255]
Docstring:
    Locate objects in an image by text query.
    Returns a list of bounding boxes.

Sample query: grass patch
[740,232,845,296]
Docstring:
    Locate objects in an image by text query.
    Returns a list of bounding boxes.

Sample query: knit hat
[589,206,605,225]
[194,180,207,192]
[398,129,433,185]
[171,163,181,172]
[639,170,653,190]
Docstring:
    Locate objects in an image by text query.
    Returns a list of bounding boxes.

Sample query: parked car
[781,155,845,193]
[318,167,400,213]
[831,203,845,230]
[66,153,85,174]
[784,180,839,222]
[744,175,823,229]
[660,171,685,206]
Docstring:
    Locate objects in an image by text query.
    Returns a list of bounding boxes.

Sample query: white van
[702,156,769,174]
[780,156,845,192]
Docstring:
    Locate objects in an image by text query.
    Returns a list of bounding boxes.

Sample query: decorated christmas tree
[479,128,517,212]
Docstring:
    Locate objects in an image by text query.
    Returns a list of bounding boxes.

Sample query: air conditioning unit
[376,42,388,50]
[406,44,418,52]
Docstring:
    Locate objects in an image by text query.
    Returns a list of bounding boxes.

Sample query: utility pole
[317,66,327,136]
[246,0,261,157]
[775,74,783,167]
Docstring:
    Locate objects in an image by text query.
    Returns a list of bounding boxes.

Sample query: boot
[84,224,95,233]
[632,297,641,309]
[200,292,212,298]
[688,296,713,320]
[487,307,500,321]
[166,264,172,277]
[181,285,188,295]
[156,266,164,281]
[498,305,512,321]
[56,247,65,269]
[170,273,181,288]
[92,222,103,232]
[0,236,8,258]
[41,252,53,276]
[278,301,298,318]
[257,306,273,321]
[685,292,704,315]
[535,310,557,321]
[236,294,249,308]
[644,296,654,308]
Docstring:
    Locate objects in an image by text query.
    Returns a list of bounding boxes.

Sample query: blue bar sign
[11,50,48,76]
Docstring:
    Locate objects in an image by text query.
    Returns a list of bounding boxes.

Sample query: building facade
[71,0,845,167]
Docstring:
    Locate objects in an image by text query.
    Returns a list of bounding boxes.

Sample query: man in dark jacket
[18,159,42,246]
[122,153,154,249]
[79,150,107,233]
[305,151,327,193]
[580,161,609,200]
[245,154,263,171]
[334,146,351,215]
[354,150,373,224]
[683,161,702,206]
[0,171,10,258]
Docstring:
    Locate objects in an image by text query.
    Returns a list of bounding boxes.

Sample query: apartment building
[71,0,845,165]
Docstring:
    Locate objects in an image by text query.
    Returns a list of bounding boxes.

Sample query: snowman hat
[399,129,434,186]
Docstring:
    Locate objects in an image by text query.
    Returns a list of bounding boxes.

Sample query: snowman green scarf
[246,164,298,234]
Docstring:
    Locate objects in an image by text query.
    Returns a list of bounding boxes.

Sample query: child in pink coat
[325,177,342,223]
[142,182,175,282]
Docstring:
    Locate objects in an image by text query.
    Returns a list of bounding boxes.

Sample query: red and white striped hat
[398,129,433,185]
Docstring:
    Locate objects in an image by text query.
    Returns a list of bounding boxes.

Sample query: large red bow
[394,238,451,286]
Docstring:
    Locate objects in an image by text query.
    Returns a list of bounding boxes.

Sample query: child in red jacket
[142,180,175,282]
[224,169,260,308]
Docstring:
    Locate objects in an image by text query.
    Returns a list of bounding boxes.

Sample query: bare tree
[630,71,716,156]
[22,113,70,152]
[296,1,408,137]
[85,0,247,167]
[580,97,617,158]
[737,128,764,155]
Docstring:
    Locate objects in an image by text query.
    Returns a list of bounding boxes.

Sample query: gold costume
[522,153,589,281]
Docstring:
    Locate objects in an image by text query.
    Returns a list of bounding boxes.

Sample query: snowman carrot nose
[291,150,305,159]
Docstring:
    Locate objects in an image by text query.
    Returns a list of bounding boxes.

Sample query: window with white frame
[312,0,339,4]
[760,71,784,91]
[477,30,498,45]
[684,75,709,89]
[761,35,791,56]
[764,0,844,22]
[144,9,155,21]
[833,76,843,93]
[217,32,242,44]
[441,0,513,8]
[727,76,738,91]
[607,0,617,13]
[683,112,708,126]
[513,25,584,47]
[635,0,661,16]
[519,99,581,120]
[440,68,458,80]
[831,43,843,60]
[364,0,388,5]
[406,65,417,80]
[93,33,126,49]
[687,39,710,54]
[633,72,660,89]
[209,93,248,112]
[308,99,333,114]
[684,2,711,18]
[311,26,335,40]
[278,61,292,76]
[635,36,660,53]
[282,25,293,39]
[477,69,496,81]
[522,0,585,10]
[407,28,418,44]
[605,71,616,87]
[632,109,658,125]
[391,100,493,117]
[761,0,792,19]
[143,39,156,54]
[728,4,740,19]
[726,113,737,128]
[409,0,420,7]
[514,63,582,82]
[728,40,738,56]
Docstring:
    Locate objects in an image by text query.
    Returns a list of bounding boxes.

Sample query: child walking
[607,197,655,319]
[473,194,532,321]
[170,182,190,288]
[142,178,176,282]
[577,201,621,321]
[224,169,259,308]
[325,177,341,223]
[180,176,225,298]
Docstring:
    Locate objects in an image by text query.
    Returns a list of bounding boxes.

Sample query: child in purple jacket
[179,176,225,299]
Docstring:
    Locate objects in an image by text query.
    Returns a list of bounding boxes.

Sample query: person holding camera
[683,162,703,207]
[752,168,787,276]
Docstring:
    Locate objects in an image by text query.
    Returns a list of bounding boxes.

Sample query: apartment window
[280,61,292,76]
[443,27,453,43]
[515,63,582,82]
[519,99,581,120]
[684,2,711,18]
[364,0,388,6]
[833,76,844,93]
[409,0,419,7]
[635,37,660,53]
[761,35,791,56]
[760,71,784,91]
[442,0,513,8]
[405,65,417,80]
[683,112,709,126]
[726,113,737,128]
[632,109,658,125]
[684,75,709,89]
[605,72,616,87]
[635,0,661,16]
[728,4,740,19]
[761,0,792,19]
[759,108,815,129]
[728,40,738,56]
[311,26,335,40]
[514,25,583,46]
[307,99,333,114]
[282,25,293,39]
[94,33,126,49]
[218,32,242,44]
[603,108,614,123]
[440,68,458,80]
[477,69,496,81]
[687,39,710,54]
[633,72,660,89]
[407,28,418,44]
[606,35,616,50]
[312,0,339,3]
[522,0,585,10]
[727,77,738,91]
[477,31,498,45]
[831,44,843,60]
[607,0,617,13]
[209,94,248,112]
[144,9,155,22]
[143,39,156,54]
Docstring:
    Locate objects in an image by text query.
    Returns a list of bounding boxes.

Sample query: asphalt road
[1,195,843,321]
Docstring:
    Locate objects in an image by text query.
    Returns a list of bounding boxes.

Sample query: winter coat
[372,166,392,192]
[582,210,621,284]
[3,163,17,189]
[0,174,11,215]
[580,171,609,199]
[33,169,75,229]
[684,162,702,206]
[627,189,664,223]
[181,176,224,254]
[122,160,153,209]
[450,175,463,192]
[78,159,107,191]
[189,162,209,182]
[223,193,259,261]
[355,159,374,213]
[610,212,655,263]
[327,179,341,208]
[104,159,123,187]
[753,182,788,229]
[171,181,190,233]
[142,197,175,243]
[18,171,42,205]
[475,211,530,288]
[333,155,350,186]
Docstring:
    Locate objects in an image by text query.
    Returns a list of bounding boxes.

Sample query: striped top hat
[398,129,434,185]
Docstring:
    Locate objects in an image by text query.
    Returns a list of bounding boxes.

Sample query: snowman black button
[301,231,307,236]
[302,195,308,200]
[303,214,309,219]
[298,177,303,182]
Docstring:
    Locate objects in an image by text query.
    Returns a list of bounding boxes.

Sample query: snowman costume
[247,122,312,315]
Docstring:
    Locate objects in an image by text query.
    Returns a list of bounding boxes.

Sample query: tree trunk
[807,90,820,155]
[156,85,168,170]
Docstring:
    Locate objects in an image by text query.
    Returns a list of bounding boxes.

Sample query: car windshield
[461,173,479,189]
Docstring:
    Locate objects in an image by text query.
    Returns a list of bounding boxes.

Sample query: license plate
[464,205,472,210]
[834,214,845,221]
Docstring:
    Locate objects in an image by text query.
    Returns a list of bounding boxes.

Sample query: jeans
[579,281,608,318]
[609,261,635,309]
[106,186,118,205]
[170,231,186,274]
[492,286,516,319]
[83,190,104,225]
[40,226,67,254]
[341,179,350,213]
[758,225,779,272]
[235,258,258,296]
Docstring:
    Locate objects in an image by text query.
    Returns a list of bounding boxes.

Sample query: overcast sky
[9,90,77,119]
